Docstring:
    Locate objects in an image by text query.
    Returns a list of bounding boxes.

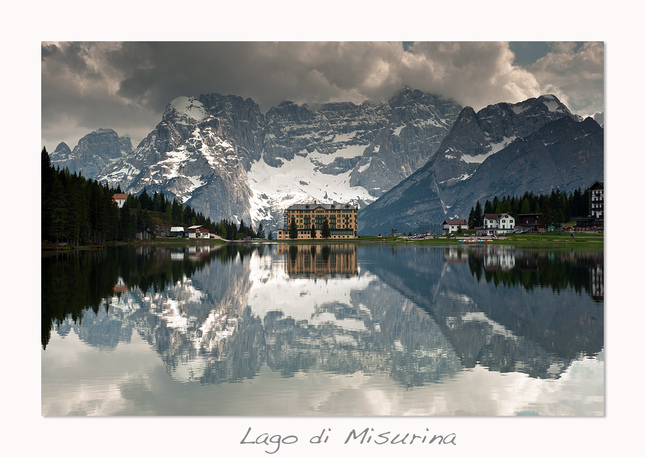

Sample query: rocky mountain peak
[52,141,71,157]
[66,89,463,230]
[359,96,603,235]
[164,96,209,123]
[49,128,132,180]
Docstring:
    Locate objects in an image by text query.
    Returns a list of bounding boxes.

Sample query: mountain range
[359,94,604,234]
[48,90,603,235]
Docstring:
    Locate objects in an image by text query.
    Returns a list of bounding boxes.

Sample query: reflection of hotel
[276,202,358,239]
[278,244,358,278]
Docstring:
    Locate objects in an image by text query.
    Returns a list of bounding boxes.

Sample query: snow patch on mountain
[101,162,140,186]
[358,157,374,173]
[169,96,208,122]
[461,136,517,164]
[159,149,191,179]
[247,154,375,224]
[307,143,367,165]
[512,102,530,116]
[541,94,563,113]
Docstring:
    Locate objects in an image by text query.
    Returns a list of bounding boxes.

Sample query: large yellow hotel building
[276,203,358,240]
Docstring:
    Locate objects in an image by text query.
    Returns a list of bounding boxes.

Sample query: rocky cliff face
[58,91,601,235]
[50,128,132,180]
[99,96,255,223]
[90,88,462,229]
[358,95,603,234]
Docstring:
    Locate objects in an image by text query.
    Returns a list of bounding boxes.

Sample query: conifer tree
[289,216,298,239]
[484,200,493,215]
[321,218,331,238]
[473,201,483,228]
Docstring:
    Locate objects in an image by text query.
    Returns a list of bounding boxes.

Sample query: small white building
[482,213,515,235]
[170,227,185,237]
[442,219,468,234]
[112,193,128,208]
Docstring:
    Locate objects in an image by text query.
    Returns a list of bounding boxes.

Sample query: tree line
[41,148,265,245]
[467,188,592,229]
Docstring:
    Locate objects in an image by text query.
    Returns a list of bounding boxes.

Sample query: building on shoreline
[442,219,468,234]
[276,202,358,240]
[576,180,604,231]
[112,193,128,208]
[478,213,516,236]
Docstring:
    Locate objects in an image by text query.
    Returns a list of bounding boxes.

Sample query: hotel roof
[288,203,357,210]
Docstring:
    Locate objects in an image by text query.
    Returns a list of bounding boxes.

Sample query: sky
[41,41,604,150]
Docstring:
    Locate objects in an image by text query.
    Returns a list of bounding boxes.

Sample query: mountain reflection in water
[42,243,603,415]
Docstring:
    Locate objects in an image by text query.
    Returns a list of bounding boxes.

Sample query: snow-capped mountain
[98,95,257,223]
[91,89,462,230]
[54,91,602,236]
[50,128,132,180]
[359,95,604,234]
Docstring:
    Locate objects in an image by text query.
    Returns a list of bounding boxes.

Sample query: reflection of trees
[44,244,605,387]
[45,245,464,388]
[466,249,603,299]
[42,250,119,349]
[41,244,256,349]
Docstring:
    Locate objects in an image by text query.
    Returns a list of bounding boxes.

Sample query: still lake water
[41,243,604,416]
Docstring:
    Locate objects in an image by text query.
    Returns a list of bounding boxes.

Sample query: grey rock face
[198,93,266,168]
[90,89,461,228]
[431,94,577,193]
[445,116,604,217]
[50,128,132,180]
[99,96,254,223]
[359,97,604,235]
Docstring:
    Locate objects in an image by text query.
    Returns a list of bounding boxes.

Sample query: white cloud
[528,42,605,117]
[399,42,543,110]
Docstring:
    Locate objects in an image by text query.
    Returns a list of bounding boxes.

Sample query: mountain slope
[358,97,603,235]
[91,89,462,229]
[99,95,255,223]
[50,128,132,180]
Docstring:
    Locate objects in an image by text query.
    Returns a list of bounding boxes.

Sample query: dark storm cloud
[111,42,405,112]
[41,41,604,150]
[41,42,102,79]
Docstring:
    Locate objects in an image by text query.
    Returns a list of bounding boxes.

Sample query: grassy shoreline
[42,232,603,252]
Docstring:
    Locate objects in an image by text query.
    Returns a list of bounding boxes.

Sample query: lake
[41,242,604,416]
